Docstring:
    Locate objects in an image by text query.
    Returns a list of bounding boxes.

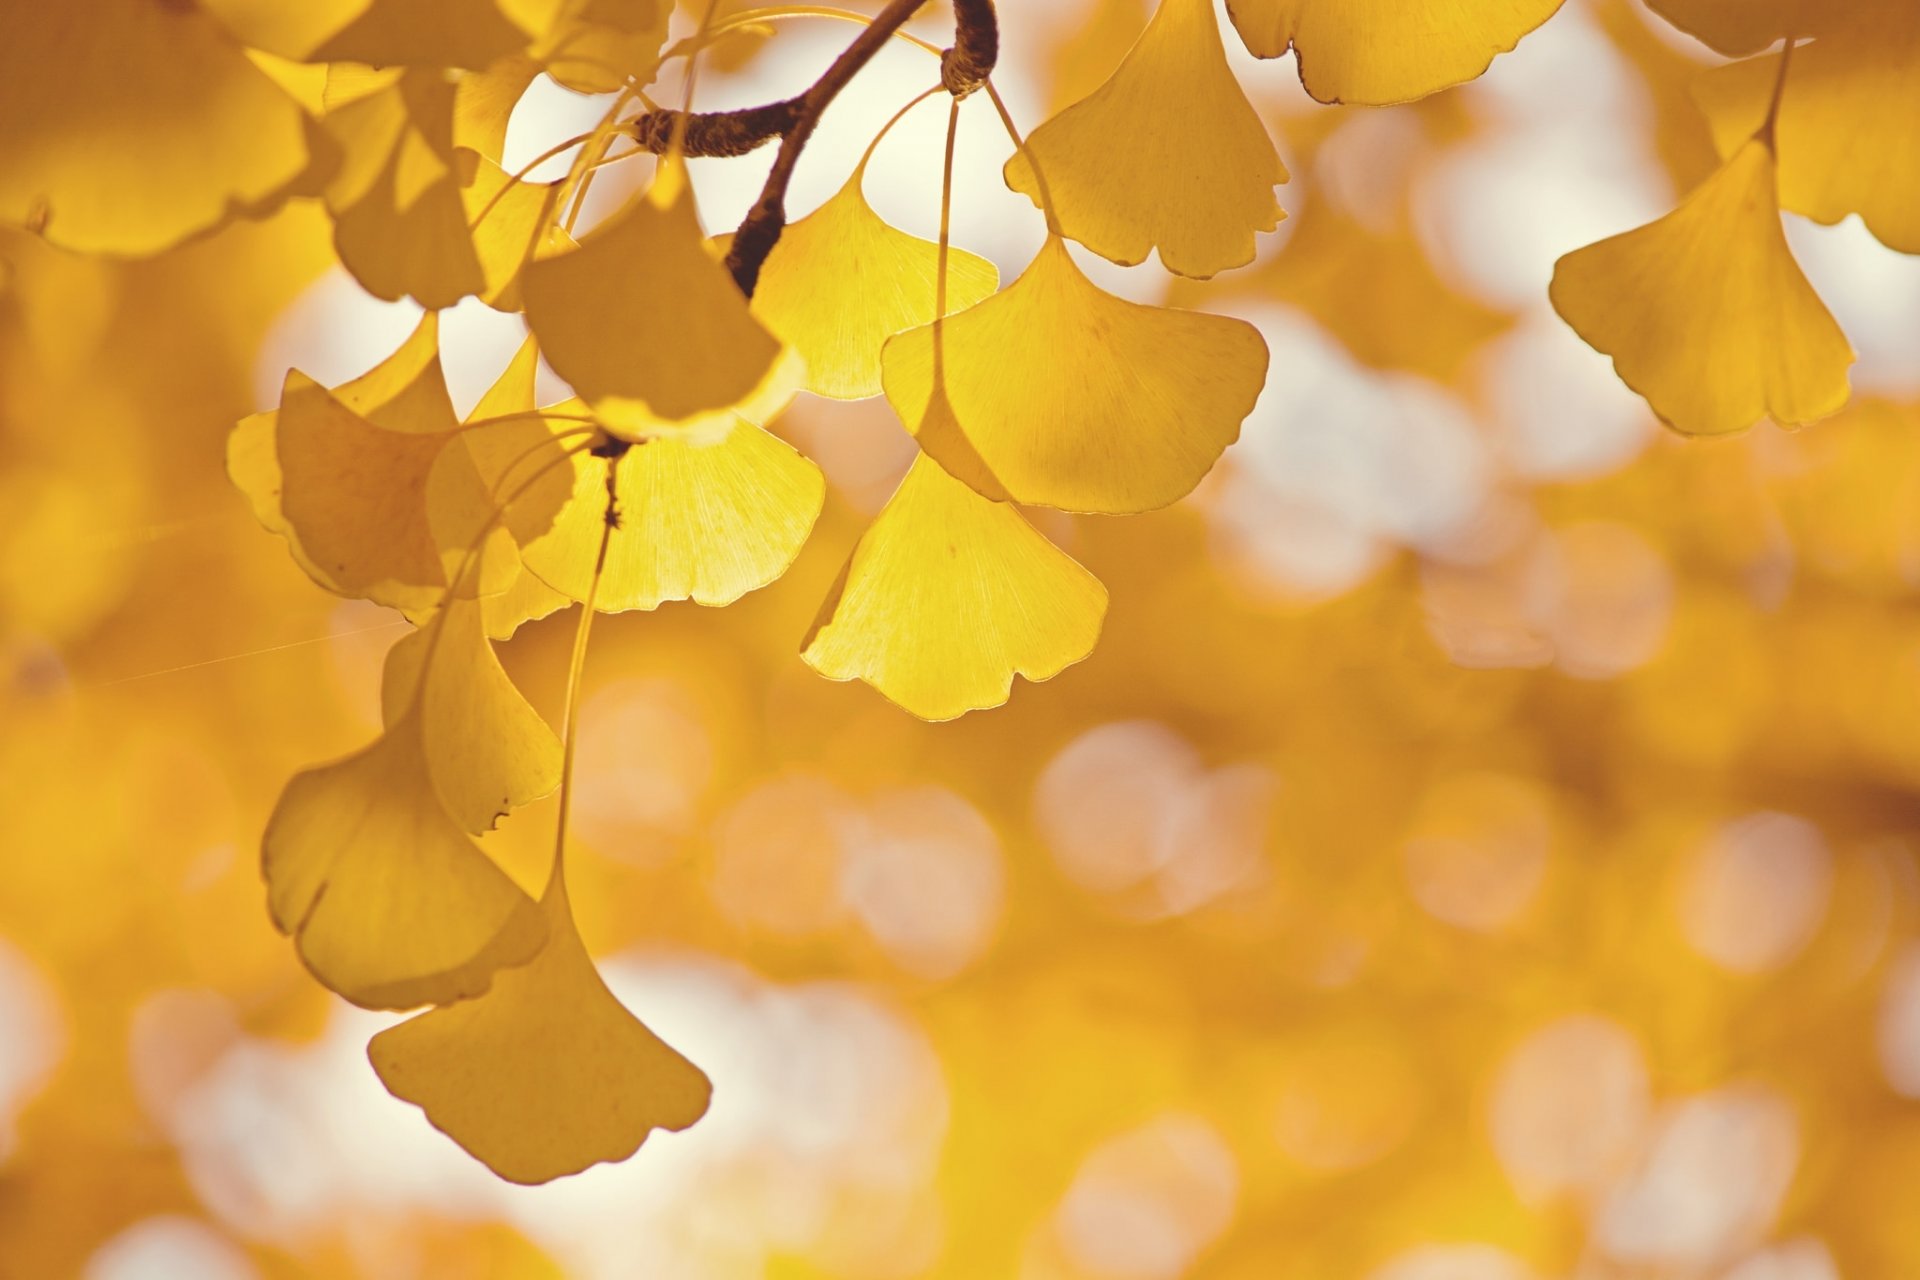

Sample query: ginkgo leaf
[425,339,578,597]
[523,165,788,433]
[1005,0,1287,279]
[718,167,1000,400]
[323,71,488,309]
[262,727,546,1011]
[454,55,542,162]
[484,565,574,640]
[1693,10,1920,255]
[313,0,531,70]
[1550,140,1854,436]
[200,0,370,60]
[230,312,456,541]
[379,593,562,833]
[274,373,462,612]
[802,455,1108,721]
[459,156,565,311]
[881,235,1268,514]
[504,0,672,95]
[1223,0,1565,105]
[518,423,826,612]
[369,883,711,1185]
[1644,0,1815,57]
[0,2,313,255]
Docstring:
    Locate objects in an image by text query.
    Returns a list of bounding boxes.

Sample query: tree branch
[942,0,998,96]
[629,101,802,157]
[724,0,939,296]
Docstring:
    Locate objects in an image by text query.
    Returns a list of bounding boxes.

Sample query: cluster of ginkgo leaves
[5,0,1914,1188]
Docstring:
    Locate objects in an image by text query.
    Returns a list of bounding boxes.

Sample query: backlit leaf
[802,455,1108,721]
[1550,139,1854,435]
[370,883,711,1185]
[1006,0,1288,278]
[1223,0,1566,104]
[882,236,1268,514]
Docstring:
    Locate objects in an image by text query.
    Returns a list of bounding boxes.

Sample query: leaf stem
[545,468,617,899]
[1759,35,1797,153]
[982,78,1061,236]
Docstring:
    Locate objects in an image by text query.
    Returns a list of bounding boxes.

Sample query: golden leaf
[0,2,312,255]
[803,455,1108,721]
[882,236,1268,514]
[370,883,711,1185]
[523,166,789,434]
[722,167,1000,400]
[1006,0,1287,278]
[1693,9,1920,255]
[262,726,546,1011]
[1550,139,1854,436]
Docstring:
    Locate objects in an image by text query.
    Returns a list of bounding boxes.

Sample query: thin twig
[942,0,998,96]
[723,0,939,296]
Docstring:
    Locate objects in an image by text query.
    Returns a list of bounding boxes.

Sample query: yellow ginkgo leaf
[0,2,313,255]
[802,455,1108,721]
[262,727,546,1011]
[1005,0,1287,279]
[425,338,577,598]
[454,55,542,162]
[503,0,671,95]
[230,312,456,541]
[1549,139,1854,436]
[313,0,531,70]
[483,565,574,640]
[200,0,369,60]
[458,155,565,311]
[519,422,826,612]
[1644,0,1814,57]
[379,593,562,834]
[522,166,787,433]
[1693,10,1920,255]
[719,167,999,400]
[208,0,529,67]
[369,883,711,1185]
[274,373,462,612]
[1223,0,1565,104]
[881,235,1268,514]
[323,71,488,309]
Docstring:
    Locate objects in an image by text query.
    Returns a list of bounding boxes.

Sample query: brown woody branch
[941,0,998,97]
[628,101,802,157]
[688,0,999,297]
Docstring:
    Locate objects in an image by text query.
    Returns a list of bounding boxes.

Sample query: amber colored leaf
[1644,0,1819,57]
[518,421,825,612]
[1224,0,1565,104]
[378,593,563,834]
[1005,0,1287,279]
[505,0,672,95]
[719,168,1000,400]
[523,165,788,435]
[231,313,458,568]
[272,373,460,613]
[0,2,313,255]
[370,884,711,1185]
[1693,9,1920,255]
[882,236,1268,514]
[262,727,546,1011]
[314,0,531,70]
[322,71,488,309]
[1550,140,1854,436]
[803,455,1108,721]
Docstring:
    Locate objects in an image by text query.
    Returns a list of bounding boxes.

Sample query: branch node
[627,101,801,158]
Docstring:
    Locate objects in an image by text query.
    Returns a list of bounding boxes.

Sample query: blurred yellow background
[4,1,1920,1277]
